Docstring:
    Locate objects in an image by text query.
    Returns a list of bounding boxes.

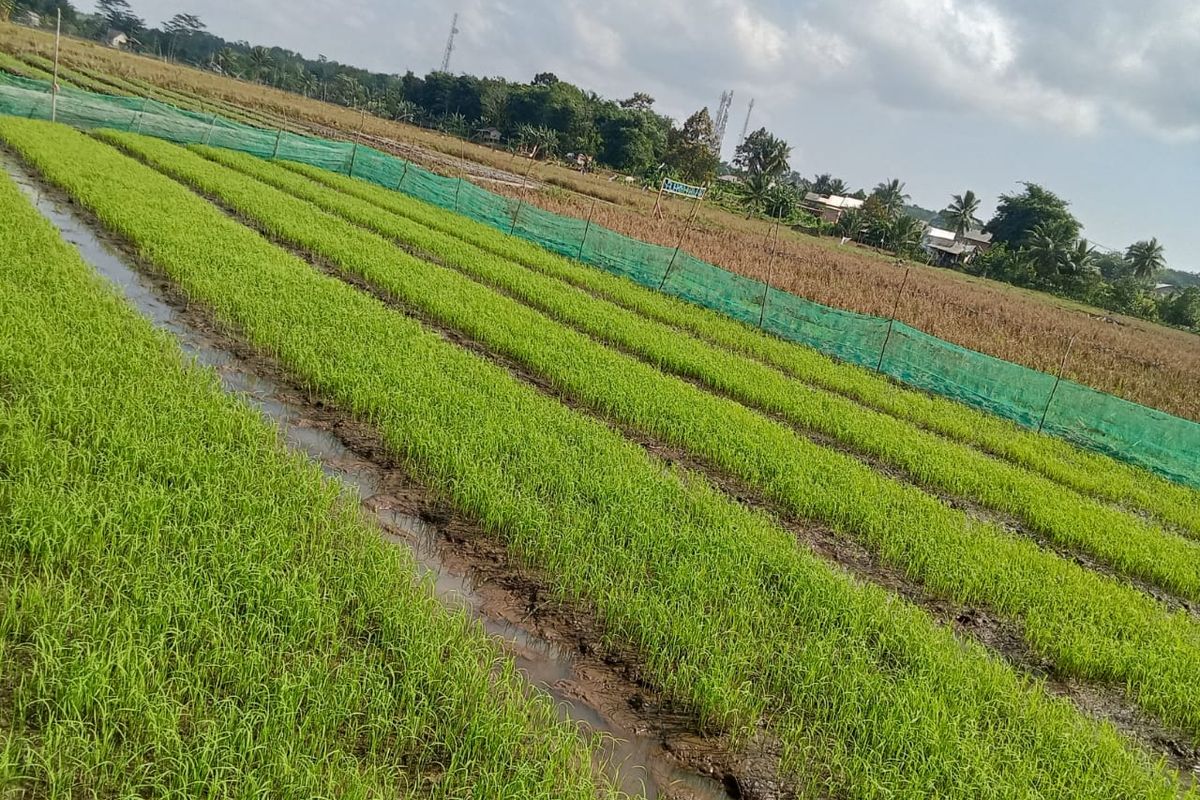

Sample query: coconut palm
[885,214,924,255]
[833,208,865,240]
[1025,222,1072,279]
[739,172,774,218]
[1125,238,1166,281]
[247,47,274,83]
[872,178,910,218]
[811,173,849,196]
[943,190,982,236]
[1064,238,1097,275]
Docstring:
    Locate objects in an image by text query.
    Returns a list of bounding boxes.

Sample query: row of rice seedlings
[0,50,58,83]
[0,164,618,798]
[277,159,1200,535]
[13,50,117,95]
[4,117,1192,798]
[94,127,1200,739]
[192,144,1200,598]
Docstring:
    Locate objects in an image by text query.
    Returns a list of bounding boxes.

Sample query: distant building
[16,10,41,26]
[802,192,864,223]
[923,226,992,266]
[960,228,993,253]
[474,126,502,144]
[1152,283,1177,296]
[105,29,129,49]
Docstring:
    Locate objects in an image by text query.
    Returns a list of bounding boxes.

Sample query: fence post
[577,198,597,260]
[507,148,539,236]
[132,93,151,134]
[758,222,781,328]
[1037,334,1077,434]
[270,129,284,160]
[658,190,705,291]
[875,263,911,373]
[395,159,410,190]
[50,8,61,122]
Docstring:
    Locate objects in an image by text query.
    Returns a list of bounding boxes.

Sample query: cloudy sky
[119,0,1200,271]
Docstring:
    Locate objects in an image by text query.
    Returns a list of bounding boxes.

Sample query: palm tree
[392,100,420,124]
[247,47,274,83]
[811,173,849,196]
[1025,222,1071,280]
[833,208,865,240]
[943,190,981,236]
[740,172,774,218]
[1125,238,1166,281]
[872,178,910,218]
[1064,238,1096,276]
[885,214,924,255]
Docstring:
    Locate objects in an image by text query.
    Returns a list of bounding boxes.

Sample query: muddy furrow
[2,156,764,800]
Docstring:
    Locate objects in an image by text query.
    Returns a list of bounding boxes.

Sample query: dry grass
[4,22,1197,420]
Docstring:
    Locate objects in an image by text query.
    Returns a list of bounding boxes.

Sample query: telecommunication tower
[439,13,459,73]
[738,97,755,145]
[711,89,733,155]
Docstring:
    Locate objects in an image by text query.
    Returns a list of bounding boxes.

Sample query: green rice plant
[93,126,1200,738]
[4,117,1194,798]
[277,158,1200,537]
[193,143,1200,600]
[0,164,619,798]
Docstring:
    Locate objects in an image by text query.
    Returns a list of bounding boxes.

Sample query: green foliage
[942,190,981,235]
[1126,237,1167,281]
[985,182,1081,250]
[733,127,791,178]
[870,178,910,218]
[663,107,719,184]
[1159,287,1200,330]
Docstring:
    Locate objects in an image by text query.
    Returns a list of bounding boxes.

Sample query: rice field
[3,115,1200,798]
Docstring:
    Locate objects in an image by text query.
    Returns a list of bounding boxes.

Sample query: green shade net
[3,71,1196,488]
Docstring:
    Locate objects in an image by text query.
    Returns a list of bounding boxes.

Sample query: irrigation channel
[3,155,741,800]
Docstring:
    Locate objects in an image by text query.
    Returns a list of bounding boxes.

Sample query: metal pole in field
[201,112,218,145]
[658,189,705,291]
[346,108,366,176]
[758,221,781,328]
[875,262,911,373]
[576,197,598,260]
[270,128,284,160]
[453,135,467,212]
[50,9,61,122]
[133,92,151,134]
[507,147,539,236]
[1037,334,1077,434]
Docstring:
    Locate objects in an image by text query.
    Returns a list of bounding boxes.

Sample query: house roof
[926,227,957,242]
[961,229,993,244]
[804,192,863,209]
[928,241,971,256]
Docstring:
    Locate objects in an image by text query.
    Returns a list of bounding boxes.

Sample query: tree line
[3,0,1195,331]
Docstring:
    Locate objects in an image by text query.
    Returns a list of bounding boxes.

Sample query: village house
[923,226,994,267]
[802,192,864,223]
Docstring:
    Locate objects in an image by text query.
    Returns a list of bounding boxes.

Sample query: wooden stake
[758,222,781,328]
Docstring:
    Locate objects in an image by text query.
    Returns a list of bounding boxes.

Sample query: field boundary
[1,70,1195,488]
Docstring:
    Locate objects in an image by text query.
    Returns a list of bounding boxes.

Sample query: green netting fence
[2,71,1197,489]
